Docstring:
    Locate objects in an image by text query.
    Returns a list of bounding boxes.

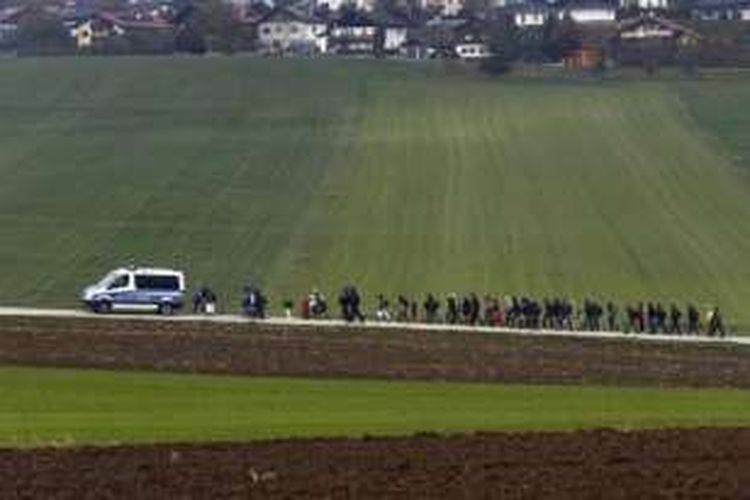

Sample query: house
[565,3,617,24]
[563,46,602,67]
[619,0,670,11]
[65,10,173,49]
[455,40,490,57]
[328,10,377,53]
[691,0,750,20]
[327,9,409,55]
[376,12,410,54]
[512,5,552,27]
[0,5,25,47]
[421,0,466,17]
[451,17,491,58]
[0,3,69,49]
[256,6,328,55]
[316,0,378,13]
[611,15,702,64]
[617,15,701,42]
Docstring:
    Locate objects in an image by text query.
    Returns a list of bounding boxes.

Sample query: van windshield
[94,271,118,289]
[106,274,130,290]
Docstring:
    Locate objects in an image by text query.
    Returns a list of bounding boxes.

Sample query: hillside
[0,58,748,329]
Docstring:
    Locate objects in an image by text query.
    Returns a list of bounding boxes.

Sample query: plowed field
[1,316,749,387]
[2,428,750,499]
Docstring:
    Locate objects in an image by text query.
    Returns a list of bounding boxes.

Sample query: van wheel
[96,301,112,314]
[159,303,174,316]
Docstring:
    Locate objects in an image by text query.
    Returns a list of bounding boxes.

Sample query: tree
[480,17,518,76]
[180,0,243,53]
[16,3,75,55]
[541,14,580,62]
[459,0,490,18]
[175,22,207,54]
[675,37,700,76]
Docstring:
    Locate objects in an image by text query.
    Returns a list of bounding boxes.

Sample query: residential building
[566,3,617,24]
[0,5,24,47]
[617,15,701,41]
[65,10,172,48]
[619,0,669,11]
[512,5,552,27]
[256,6,328,54]
[328,10,409,55]
[315,0,378,12]
[421,0,465,17]
[691,0,750,20]
[329,10,378,53]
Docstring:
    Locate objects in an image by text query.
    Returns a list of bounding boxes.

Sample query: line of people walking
[192,285,729,337]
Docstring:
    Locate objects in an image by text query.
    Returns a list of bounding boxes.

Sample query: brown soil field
[2,428,750,499]
[1,315,749,387]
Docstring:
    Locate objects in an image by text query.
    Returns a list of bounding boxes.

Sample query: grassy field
[2,365,750,446]
[0,58,748,328]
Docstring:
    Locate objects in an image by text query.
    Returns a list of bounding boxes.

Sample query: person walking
[707,307,726,338]
[350,286,365,322]
[606,302,618,332]
[376,294,391,322]
[469,293,481,326]
[669,304,682,335]
[396,295,409,322]
[446,294,459,325]
[424,293,440,324]
[339,287,353,322]
[192,286,205,314]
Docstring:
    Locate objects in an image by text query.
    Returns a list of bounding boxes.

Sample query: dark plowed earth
[2,428,750,499]
[1,316,750,387]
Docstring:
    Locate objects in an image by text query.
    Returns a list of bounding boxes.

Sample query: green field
[0,59,748,328]
[2,366,750,446]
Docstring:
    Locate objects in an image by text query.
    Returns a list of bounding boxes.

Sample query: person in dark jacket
[242,285,266,319]
[424,293,440,323]
[669,304,682,334]
[339,285,364,322]
[469,293,481,325]
[446,294,459,324]
[707,307,726,338]
[192,287,205,314]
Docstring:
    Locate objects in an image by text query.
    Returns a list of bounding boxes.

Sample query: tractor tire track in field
[2,428,750,499]
[1,313,749,388]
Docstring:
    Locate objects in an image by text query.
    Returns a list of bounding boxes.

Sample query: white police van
[81,267,186,315]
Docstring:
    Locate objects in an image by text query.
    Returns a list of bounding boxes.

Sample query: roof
[98,11,173,30]
[0,5,28,24]
[567,3,617,12]
[618,15,702,38]
[113,267,184,276]
[566,0,619,7]
[425,16,467,28]
[506,4,554,13]
[333,9,377,27]
[236,2,272,25]
[0,3,69,24]
[257,6,323,25]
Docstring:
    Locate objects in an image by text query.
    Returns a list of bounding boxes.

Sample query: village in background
[1,0,750,73]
